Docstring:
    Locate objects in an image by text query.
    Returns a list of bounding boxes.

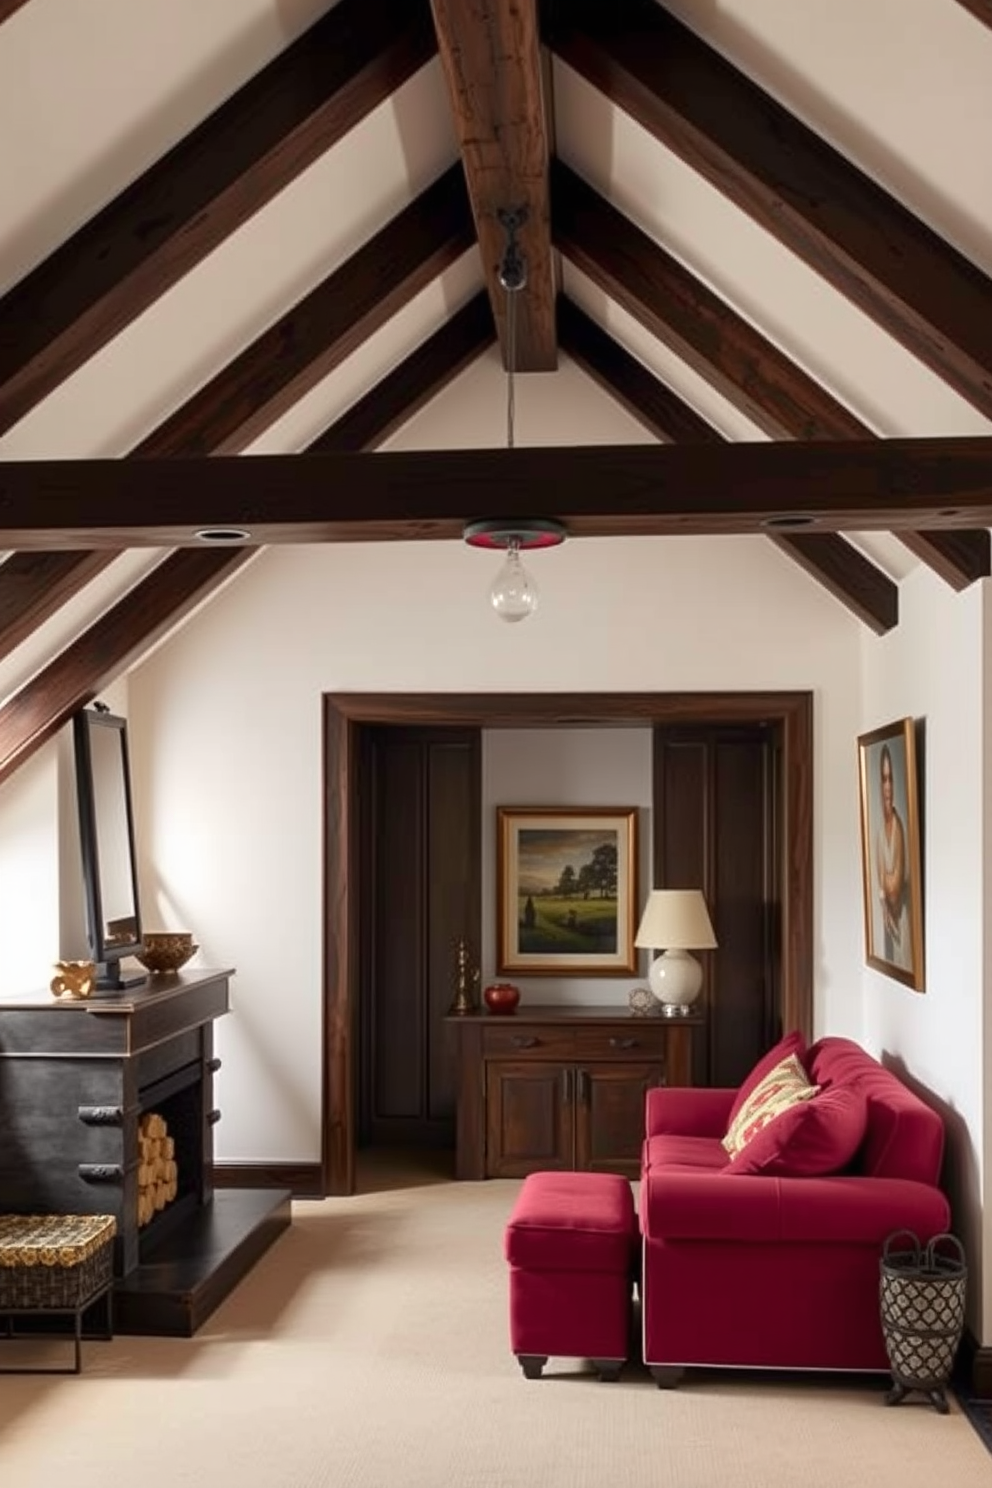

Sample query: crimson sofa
[640,1035,951,1382]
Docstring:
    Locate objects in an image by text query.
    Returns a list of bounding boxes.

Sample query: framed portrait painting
[857,718,924,991]
[497,807,638,976]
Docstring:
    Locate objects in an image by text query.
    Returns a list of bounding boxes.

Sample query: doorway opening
[323,691,813,1195]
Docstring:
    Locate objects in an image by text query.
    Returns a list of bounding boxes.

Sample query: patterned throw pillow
[721,1052,820,1157]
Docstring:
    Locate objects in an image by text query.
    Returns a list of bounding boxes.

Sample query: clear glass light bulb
[490,539,539,623]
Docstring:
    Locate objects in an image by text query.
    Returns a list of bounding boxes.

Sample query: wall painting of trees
[496,807,638,975]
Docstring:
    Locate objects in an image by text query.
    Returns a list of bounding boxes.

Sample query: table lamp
[634,889,717,1016]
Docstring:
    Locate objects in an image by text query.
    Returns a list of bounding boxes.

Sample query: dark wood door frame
[323,690,813,1195]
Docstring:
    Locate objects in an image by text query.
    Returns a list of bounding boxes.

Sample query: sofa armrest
[645,1085,736,1139]
[641,1170,951,1246]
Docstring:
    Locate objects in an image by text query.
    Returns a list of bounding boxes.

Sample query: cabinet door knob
[609,1037,637,1050]
[511,1035,538,1049]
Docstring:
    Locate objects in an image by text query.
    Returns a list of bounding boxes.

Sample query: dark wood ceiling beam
[0,438,990,547]
[552,162,989,591]
[0,171,475,653]
[0,294,497,783]
[553,162,869,442]
[0,552,118,662]
[0,550,256,788]
[307,290,495,453]
[133,166,474,456]
[0,2,30,23]
[953,1,992,32]
[558,296,897,633]
[764,533,898,635]
[547,0,992,418]
[558,295,718,443]
[428,0,556,369]
[0,0,438,435]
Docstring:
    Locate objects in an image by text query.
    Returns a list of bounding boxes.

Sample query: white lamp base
[647,949,703,1015]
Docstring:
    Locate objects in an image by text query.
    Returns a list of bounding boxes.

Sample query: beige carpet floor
[0,1162,988,1488]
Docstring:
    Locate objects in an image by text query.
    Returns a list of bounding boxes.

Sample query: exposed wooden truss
[0,291,497,785]
[953,1,992,33]
[0,0,989,721]
[548,0,992,419]
[429,0,556,369]
[0,168,475,656]
[0,438,989,547]
[0,0,437,435]
[552,162,989,591]
[558,299,898,634]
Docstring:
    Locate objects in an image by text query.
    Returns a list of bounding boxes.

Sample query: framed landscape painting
[857,717,925,992]
[496,807,638,976]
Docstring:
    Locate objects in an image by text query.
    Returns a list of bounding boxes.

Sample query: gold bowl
[135,932,199,976]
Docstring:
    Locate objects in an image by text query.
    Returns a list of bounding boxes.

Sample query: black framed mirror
[73,706,145,989]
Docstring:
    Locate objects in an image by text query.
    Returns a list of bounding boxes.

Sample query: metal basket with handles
[879,1230,966,1414]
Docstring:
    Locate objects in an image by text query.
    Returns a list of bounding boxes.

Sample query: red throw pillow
[723,1082,868,1177]
[726,1030,807,1129]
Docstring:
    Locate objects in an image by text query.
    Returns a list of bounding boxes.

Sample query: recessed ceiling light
[193,528,252,543]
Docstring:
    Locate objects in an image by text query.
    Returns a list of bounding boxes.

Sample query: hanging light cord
[506,280,517,450]
[497,205,528,454]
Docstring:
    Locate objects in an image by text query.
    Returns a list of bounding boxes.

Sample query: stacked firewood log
[137,1111,178,1228]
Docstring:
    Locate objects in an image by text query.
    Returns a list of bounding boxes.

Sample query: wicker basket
[879,1230,966,1413]
[0,1215,116,1311]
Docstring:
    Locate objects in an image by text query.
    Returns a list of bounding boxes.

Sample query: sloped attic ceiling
[0,0,991,784]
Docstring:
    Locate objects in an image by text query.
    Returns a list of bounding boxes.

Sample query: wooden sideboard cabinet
[446,1006,702,1180]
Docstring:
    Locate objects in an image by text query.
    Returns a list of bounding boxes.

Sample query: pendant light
[463,206,565,622]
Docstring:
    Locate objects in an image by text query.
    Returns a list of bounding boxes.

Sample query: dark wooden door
[653,723,780,1088]
[358,727,481,1149]
[485,1061,574,1176]
[577,1061,664,1177]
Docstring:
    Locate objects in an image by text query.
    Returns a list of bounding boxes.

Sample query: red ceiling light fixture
[463,206,566,623]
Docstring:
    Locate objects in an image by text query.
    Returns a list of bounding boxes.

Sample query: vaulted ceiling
[1,0,991,785]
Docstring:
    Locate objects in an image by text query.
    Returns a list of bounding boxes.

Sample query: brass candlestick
[448,936,480,1016]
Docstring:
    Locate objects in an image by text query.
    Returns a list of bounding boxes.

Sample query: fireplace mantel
[0,968,290,1334]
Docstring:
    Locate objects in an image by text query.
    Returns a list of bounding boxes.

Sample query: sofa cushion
[726,1029,807,1131]
[806,1037,945,1185]
[722,1053,819,1157]
[643,1133,729,1174]
[723,1081,868,1176]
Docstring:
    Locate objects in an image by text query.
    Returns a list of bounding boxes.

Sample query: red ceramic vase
[483,982,521,1015]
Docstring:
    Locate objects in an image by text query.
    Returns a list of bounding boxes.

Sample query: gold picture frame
[497,807,638,976]
[857,718,925,991]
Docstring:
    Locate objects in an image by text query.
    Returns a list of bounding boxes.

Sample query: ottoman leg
[517,1354,548,1380]
[592,1358,623,1382]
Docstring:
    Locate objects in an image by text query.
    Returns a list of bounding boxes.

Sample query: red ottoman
[504,1171,638,1381]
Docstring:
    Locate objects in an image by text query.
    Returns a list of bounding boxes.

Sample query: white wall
[481,728,654,1006]
[122,526,862,1167]
[860,567,987,1337]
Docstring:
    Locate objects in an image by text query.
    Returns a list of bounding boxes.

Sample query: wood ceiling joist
[429,0,556,369]
[0,552,118,662]
[0,437,990,548]
[133,165,474,456]
[0,291,500,784]
[954,1,992,32]
[0,2,29,24]
[552,162,989,592]
[0,0,437,436]
[0,550,256,788]
[547,0,992,419]
[0,169,475,651]
[558,297,898,633]
[307,290,495,453]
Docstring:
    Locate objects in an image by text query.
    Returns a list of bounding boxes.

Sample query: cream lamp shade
[634,889,717,1016]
